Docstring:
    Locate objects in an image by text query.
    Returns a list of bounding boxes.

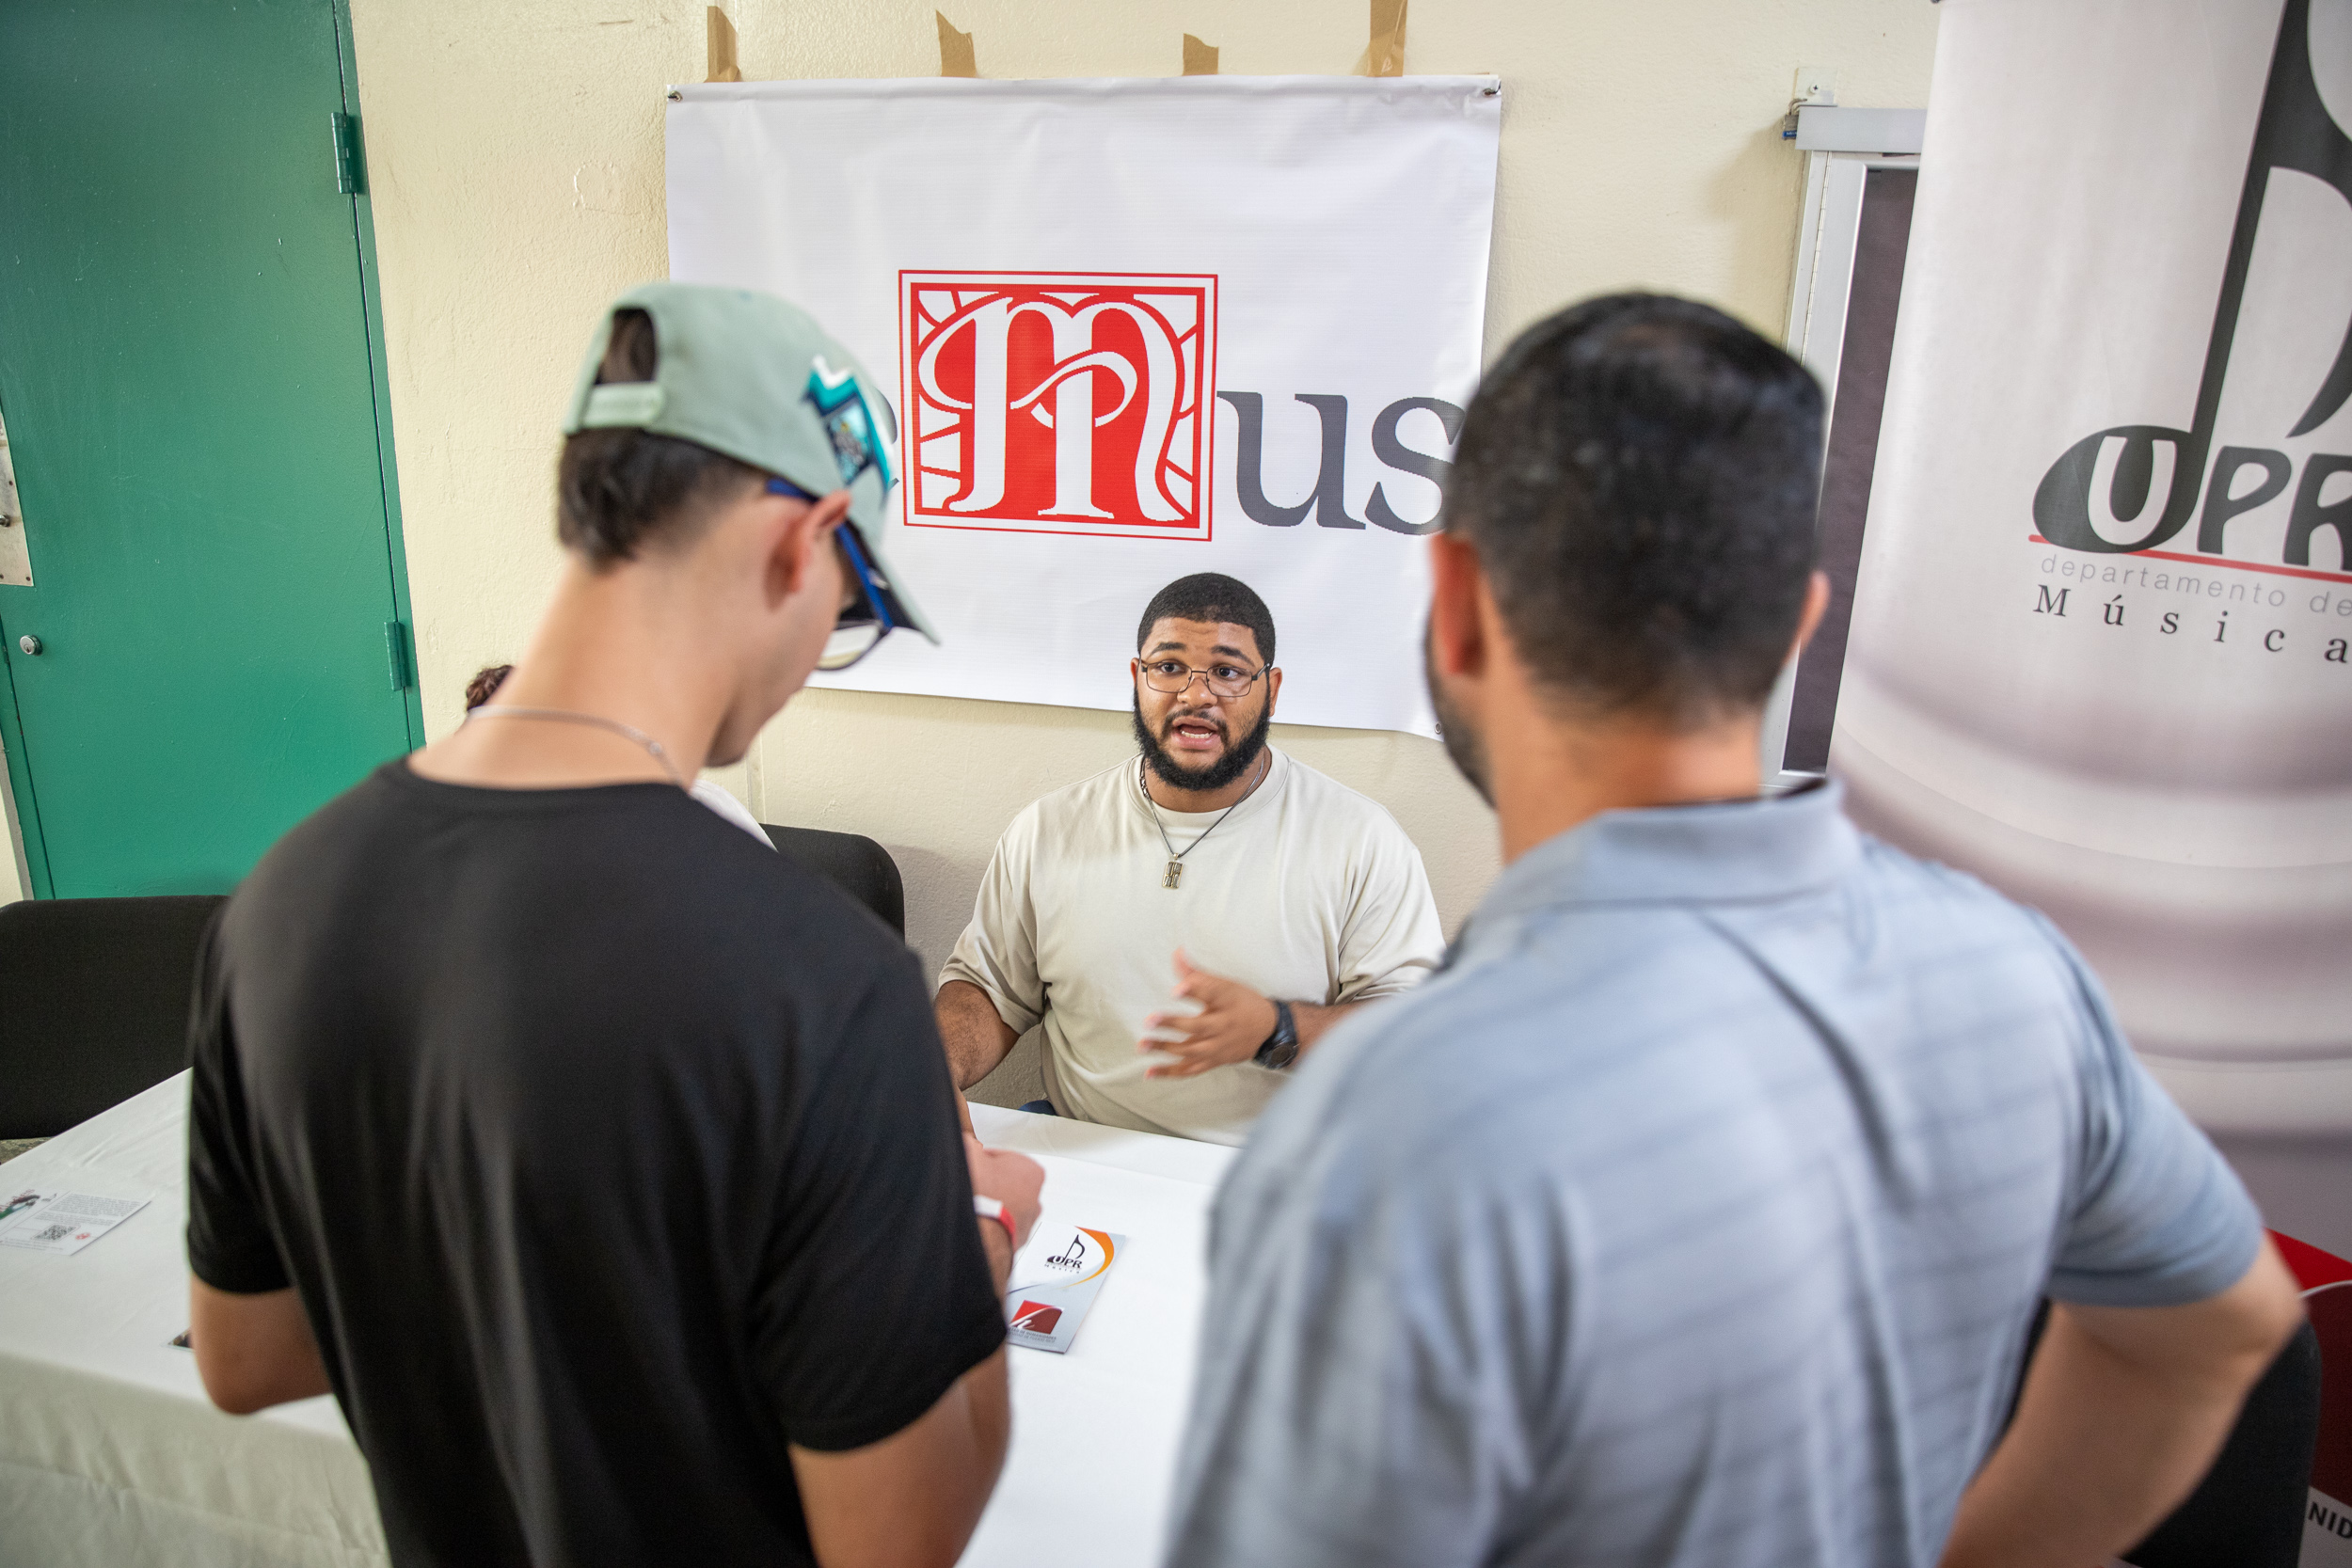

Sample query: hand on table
[1140,948,1277,1080]
[965,1134,1044,1252]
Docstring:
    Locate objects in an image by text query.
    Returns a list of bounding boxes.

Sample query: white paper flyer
[0,1186,151,1255]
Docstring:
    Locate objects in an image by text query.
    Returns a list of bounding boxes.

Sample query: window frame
[1760,142,1924,793]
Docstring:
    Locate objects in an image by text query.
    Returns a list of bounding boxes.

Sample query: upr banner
[1837,5,2348,1557]
[665,76,1502,736]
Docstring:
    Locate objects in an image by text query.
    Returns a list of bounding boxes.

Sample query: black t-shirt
[187,763,1003,1566]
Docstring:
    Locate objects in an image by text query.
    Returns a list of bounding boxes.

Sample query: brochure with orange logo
[1003,1223,1123,1354]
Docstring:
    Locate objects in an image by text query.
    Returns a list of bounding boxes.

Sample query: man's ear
[1427,531,1487,679]
[762,489,853,610]
[1785,570,1832,665]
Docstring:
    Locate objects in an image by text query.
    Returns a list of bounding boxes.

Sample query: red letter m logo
[899,271,1216,541]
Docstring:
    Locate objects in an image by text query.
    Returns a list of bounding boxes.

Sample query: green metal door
[0,0,420,897]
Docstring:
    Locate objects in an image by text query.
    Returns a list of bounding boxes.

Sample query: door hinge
[384,620,410,691]
[331,112,363,195]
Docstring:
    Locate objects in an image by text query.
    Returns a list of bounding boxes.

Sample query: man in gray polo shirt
[1165,294,2305,1568]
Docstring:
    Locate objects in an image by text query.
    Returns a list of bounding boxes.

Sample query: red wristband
[973,1195,1015,1247]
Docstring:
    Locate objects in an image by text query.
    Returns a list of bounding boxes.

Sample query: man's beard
[1132,696,1274,793]
[1424,623,1494,805]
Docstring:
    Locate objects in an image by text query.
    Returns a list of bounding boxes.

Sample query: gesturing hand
[1141,948,1278,1080]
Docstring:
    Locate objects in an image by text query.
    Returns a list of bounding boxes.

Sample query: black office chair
[2008,1300,2323,1568]
[0,895,227,1139]
[760,825,906,939]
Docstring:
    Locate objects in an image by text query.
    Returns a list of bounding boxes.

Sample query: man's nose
[1176,692,1224,722]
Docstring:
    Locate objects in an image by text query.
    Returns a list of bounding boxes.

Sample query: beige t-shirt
[942,750,1444,1145]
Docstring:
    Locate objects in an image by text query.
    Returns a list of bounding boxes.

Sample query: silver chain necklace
[1137,749,1271,890]
[464,705,686,788]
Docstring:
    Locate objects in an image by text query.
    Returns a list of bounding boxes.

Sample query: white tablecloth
[0,1078,1230,1567]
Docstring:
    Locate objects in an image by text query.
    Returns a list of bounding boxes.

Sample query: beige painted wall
[345,0,1940,1096]
[0,733,24,905]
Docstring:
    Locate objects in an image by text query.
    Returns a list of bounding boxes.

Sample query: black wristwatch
[1254,1000,1301,1071]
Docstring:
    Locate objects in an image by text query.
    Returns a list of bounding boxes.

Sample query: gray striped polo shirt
[1166,782,2259,1568]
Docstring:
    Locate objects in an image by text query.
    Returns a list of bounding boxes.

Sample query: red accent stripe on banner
[2026,536,2352,584]
[2275,1233,2352,1512]
[2275,1229,2352,1292]
[2308,1281,2352,1508]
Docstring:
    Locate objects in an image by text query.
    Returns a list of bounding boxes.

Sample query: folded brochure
[0,1186,150,1255]
[1003,1223,1124,1354]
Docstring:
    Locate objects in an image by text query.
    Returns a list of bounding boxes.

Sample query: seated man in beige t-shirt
[936,573,1444,1146]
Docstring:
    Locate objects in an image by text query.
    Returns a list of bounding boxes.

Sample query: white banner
[1838,11,2350,1548]
[666,75,1501,737]
[1836,0,2352,1143]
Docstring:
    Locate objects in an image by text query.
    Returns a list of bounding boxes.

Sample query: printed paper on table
[0,1187,151,1255]
[1002,1223,1124,1354]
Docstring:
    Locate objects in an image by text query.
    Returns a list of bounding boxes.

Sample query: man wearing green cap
[183,282,1042,1568]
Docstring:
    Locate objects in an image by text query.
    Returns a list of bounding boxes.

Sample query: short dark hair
[1444,293,1823,723]
[555,309,763,566]
[464,663,513,711]
[1136,573,1277,666]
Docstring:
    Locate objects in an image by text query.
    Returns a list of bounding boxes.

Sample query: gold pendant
[1164,859,1184,889]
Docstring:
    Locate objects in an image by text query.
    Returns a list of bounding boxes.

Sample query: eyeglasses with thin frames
[767,475,898,672]
[1136,658,1270,701]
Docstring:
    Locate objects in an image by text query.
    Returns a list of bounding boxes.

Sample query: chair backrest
[2009,1301,2323,1568]
[2122,1317,2323,1568]
[760,826,906,938]
[0,895,227,1139]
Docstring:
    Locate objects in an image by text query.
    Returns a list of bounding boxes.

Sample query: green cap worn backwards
[563,281,938,665]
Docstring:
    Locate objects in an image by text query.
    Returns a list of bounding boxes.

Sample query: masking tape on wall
[937,12,977,78]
